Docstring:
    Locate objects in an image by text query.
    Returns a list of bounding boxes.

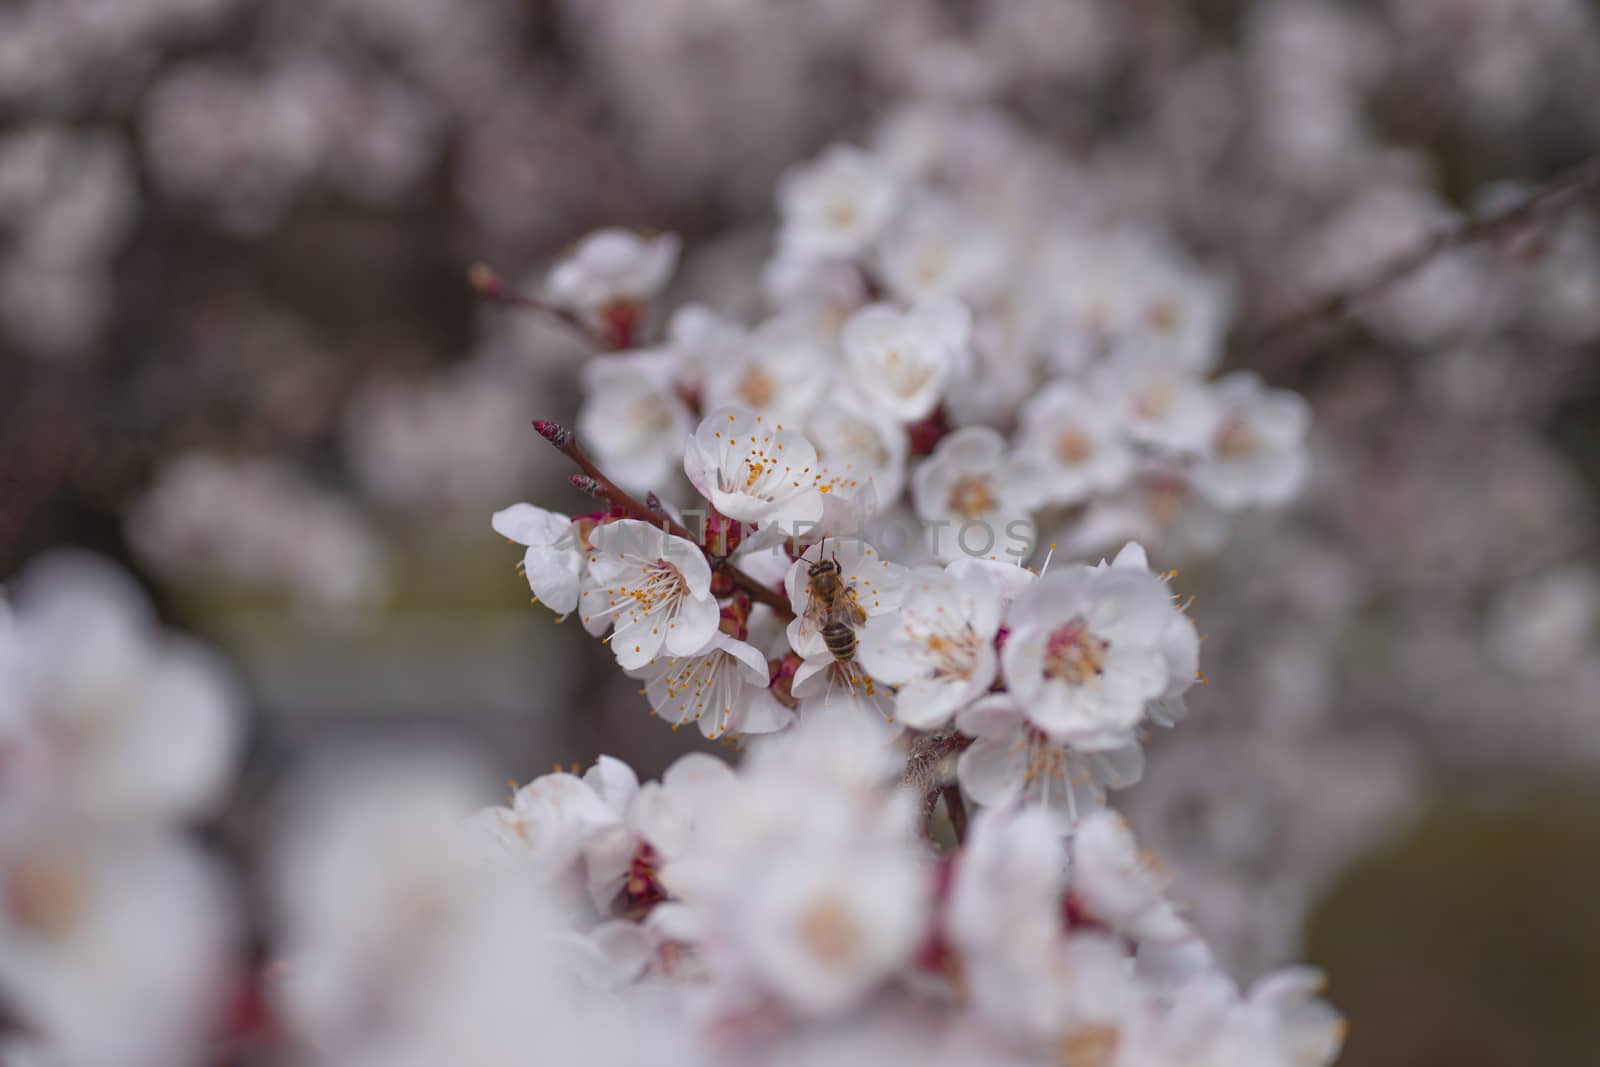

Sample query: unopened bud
[569,474,606,497]
[768,652,803,709]
[908,405,950,457]
[467,262,503,296]
[718,593,751,641]
[532,419,572,446]
[703,510,744,557]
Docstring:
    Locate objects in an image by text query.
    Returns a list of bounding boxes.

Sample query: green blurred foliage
[1308,791,1600,1067]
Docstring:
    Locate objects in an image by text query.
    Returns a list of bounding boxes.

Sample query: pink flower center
[1214,415,1260,458]
[1055,427,1095,465]
[799,894,863,965]
[1145,298,1181,333]
[1133,380,1174,420]
[825,197,859,230]
[1057,1023,1122,1067]
[737,368,775,409]
[946,474,995,518]
[7,848,85,938]
[1042,617,1108,685]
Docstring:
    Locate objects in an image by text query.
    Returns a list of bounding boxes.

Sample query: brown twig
[717,562,794,619]
[469,263,610,349]
[902,730,975,844]
[1249,153,1600,367]
[533,420,795,620]
[940,783,970,845]
[902,730,976,788]
[0,997,31,1040]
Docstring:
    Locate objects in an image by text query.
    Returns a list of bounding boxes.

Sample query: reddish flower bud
[702,510,744,557]
[598,300,644,350]
[719,593,752,640]
[907,405,949,457]
[768,653,803,708]
[569,473,606,497]
[466,262,503,297]
[1061,890,1106,934]
[532,419,573,446]
[993,625,1011,655]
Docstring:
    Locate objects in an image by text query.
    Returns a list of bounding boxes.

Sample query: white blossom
[1092,349,1221,456]
[858,564,1002,729]
[1037,230,1232,375]
[0,551,240,833]
[784,537,909,658]
[658,712,925,1018]
[1000,552,1198,748]
[790,652,900,724]
[842,298,970,423]
[630,627,794,740]
[1155,966,1346,1067]
[630,751,739,878]
[946,807,1070,1035]
[777,144,899,261]
[1190,372,1312,510]
[876,195,1003,304]
[545,227,680,316]
[0,831,236,1067]
[1017,381,1137,507]
[955,694,1145,829]
[579,519,720,669]
[699,316,833,425]
[683,406,839,533]
[127,452,386,613]
[491,502,585,616]
[469,764,630,911]
[1070,811,1190,943]
[911,426,1041,564]
[1094,542,1202,725]
[271,753,643,1067]
[660,302,746,395]
[761,252,870,333]
[578,350,694,493]
[806,387,911,509]
[740,837,927,1016]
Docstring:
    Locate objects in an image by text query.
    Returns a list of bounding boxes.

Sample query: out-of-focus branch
[903,730,974,788]
[1249,154,1600,366]
[940,783,970,844]
[469,263,609,349]
[533,420,795,621]
[904,731,975,844]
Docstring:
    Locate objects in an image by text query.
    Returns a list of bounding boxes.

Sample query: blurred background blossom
[2,2,1599,1063]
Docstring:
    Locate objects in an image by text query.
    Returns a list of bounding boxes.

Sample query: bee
[804,553,868,663]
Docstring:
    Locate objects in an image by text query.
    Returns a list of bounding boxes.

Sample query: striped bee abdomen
[822,620,857,662]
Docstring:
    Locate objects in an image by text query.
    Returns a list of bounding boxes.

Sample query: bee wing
[798,592,833,640]
[844,590,868,627]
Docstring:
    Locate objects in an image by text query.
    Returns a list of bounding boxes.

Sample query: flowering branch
[716,558,795,620]
[531,419,795,621]
[468,263,611,349]
[1251,152,1600,365]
